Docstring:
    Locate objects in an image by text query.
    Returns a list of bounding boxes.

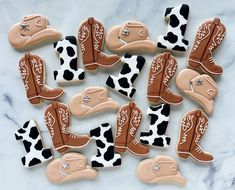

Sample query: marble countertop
[1,0,235,190]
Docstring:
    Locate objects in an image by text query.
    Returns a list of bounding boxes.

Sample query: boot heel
[188,59,201,68]
[85,64,97,71]
[29,97,41,104]
[57,146,70,153]
[178,152,189,159]
[115,147,126,153]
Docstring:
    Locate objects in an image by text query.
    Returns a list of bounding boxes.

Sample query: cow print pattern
[90,123,121,167]
[53,36,85,83]
[106,53,145,99]
[140,104,171,148]
[157,4,189,52]
[15,120,53,168]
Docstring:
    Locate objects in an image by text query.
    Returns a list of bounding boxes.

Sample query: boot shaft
[19,53,39,98]
[115,102,132,145]
[147,52,177,100]
[178,109,208,152]
[189,18,226,61]
[45,102,70,145]
[78,17,104,63]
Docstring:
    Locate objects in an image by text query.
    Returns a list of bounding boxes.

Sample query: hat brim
[150,172,186,186]
[46,159,97,184]
[184,90,214,114]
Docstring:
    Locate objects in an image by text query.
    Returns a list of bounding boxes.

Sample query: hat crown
[59,154,86,175]
[151,157,177,177]
[82,87,108,106]
[191,75,218,99]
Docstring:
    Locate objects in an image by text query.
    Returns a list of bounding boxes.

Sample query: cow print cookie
[157,4,190,52]
[90,123,121,168]
[15,120,53,168]
[106,53,146,99]
[53,36,85,84]
[140,104,171,148]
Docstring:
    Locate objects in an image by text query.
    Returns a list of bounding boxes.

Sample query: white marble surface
[1,0,235,189]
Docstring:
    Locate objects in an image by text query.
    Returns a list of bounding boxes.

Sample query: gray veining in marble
[0,0,235,189]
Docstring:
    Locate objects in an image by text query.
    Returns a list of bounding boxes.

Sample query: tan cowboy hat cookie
[105,21,157,54]
[8,14,61,50]
[137,155,186,186]
[70,86,119,117]
[176,68,218,114]
[46,152,97,183]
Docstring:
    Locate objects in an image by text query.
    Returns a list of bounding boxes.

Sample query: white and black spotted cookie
[157,4,190,52]
[140,104,171,148]
[53,36,85,84]
[106,53,145,99]
[15,120,53,168]
[90,123,121,168]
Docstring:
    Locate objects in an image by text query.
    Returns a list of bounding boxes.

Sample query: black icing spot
[157,121,168,135]
[34,140,43,150]
[113,158,121,166]
[104,128,113,143]
[53,70,58,80]
[104,146,115,161]
[96,139,106,148]
[29,158,41,167]
[63,70,74,81]
[29,127,39,140]
[124,53,132,58]
[164,32,178,43]
[120,64,131,74]
[130,74,138,83]
[161,104,170,116]
[42,149,52,159]
[136,56,145,70]
[129,88,136,98]
[57,47,63,53]
[180,4,189,20]
[157,42,167,49]
[23,140,32,153]
[118,90,128,96]
[180,24,187,36]
[65,36,77,45]
[169,14,180,28]
[153,138,164,147]
[90,127,101,137]
[23,121,30,128]
[78,72,85,80]
[118,78,129,88]
[60,58,64,65]
[172,45,186,52]
[106,76,115,88]
[66,46,75,57]
[149,114,158,125]
[69,58,77,71]
[92,161,104,167]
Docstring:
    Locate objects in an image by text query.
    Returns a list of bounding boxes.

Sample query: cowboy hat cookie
[44,101,90,153]
[105,21,157,54]
[90,123,121,167]
[19,53,64,105]
[46,152,97,184]
[157,4,190,52]
[78,17,120,71]
[15,120,53,168]
[137,155,186,186]
[147,52,183,105]
[177,109,213,163]
[176,68,218,114]
[8,14,61,50]
[70,86,119,117]
[53,36,85,84]
[188,18,226,76]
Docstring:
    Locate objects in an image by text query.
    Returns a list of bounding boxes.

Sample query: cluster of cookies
[9,4,226,186]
